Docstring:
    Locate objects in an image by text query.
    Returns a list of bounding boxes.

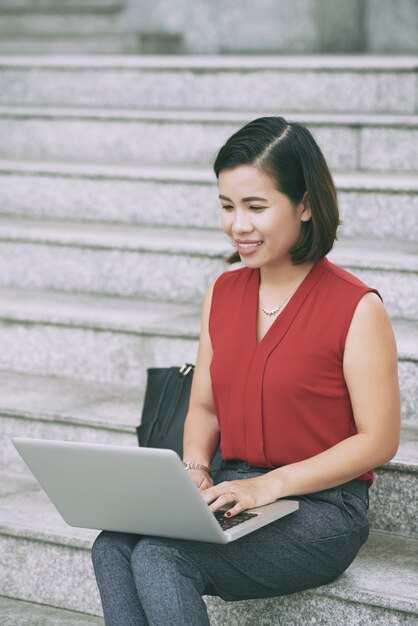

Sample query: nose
[231,207,254,235]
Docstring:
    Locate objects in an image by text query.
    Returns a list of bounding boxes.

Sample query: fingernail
[225,511,231,517]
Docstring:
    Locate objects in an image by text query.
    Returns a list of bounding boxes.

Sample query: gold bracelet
[183,461,210,473]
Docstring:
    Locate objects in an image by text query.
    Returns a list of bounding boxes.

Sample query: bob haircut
[213,116,341,265]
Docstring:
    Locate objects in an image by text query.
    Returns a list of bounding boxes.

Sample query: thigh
[132,465,369,601]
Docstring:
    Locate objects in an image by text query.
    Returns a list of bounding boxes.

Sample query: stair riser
[0,172,417,242]
[0,15,121,34]
[0,322,415,422]
[208,592,416,626]
[0,241,416,318]
[2,415,138,475]
[207,594,417,626]
[369,468,418,539]
[0,67,415,114]
[0,0,123,11]
[0,117,417,172]
[0,535,102,616]
[0,596,104,626]
[0,322,198,386]
[0,36,139,55]
[0,242,227,302]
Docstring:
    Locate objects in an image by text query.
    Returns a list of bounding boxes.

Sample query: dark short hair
[213,116,341,265]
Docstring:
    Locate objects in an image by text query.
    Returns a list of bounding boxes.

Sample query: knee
[91,530,137,569]
[131,538,205,593]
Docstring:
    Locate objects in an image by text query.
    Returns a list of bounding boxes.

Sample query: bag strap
[160,364,194,438]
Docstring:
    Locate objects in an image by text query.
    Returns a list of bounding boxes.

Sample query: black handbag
[136,363,222,472]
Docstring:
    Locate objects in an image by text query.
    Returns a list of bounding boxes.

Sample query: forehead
[218,165,276,198]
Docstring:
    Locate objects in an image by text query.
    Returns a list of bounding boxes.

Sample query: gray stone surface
[361,127,418,172]
[366,0,418,54]
[0,162,417,241]
[0,219,416,315]
[0,14,121,34]
[0,286,415,398]
[0,370,142,426]
[1,469,418,619]
[126,0,418,54]
[0,596,104,625]
[0,62,416,113]
[0,0,123,10]
[0,534,102,615]
[1,108,417,171]
[2,414,137,474]
[0,321,198,386]
[369,426,418,538]
[0,33,141,55]
[207,533,418,624]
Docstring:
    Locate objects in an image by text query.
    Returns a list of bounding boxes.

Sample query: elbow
[375,436,400,467]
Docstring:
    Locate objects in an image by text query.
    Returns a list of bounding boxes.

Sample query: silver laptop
[11,437,299,544]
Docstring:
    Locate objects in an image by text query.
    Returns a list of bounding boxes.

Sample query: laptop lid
[11,437,299,544]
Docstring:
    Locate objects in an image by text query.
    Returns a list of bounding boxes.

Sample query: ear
[300,191,312,222]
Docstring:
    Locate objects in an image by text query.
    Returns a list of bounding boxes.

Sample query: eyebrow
[218,194,268,202]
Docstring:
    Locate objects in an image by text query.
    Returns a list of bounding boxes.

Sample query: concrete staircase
[0,55,417,625]
[0,0,183,55]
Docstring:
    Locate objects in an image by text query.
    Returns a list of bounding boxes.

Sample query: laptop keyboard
[214,510,258,531]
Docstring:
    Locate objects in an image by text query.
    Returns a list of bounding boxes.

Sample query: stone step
[0,0,123,11]
[0,107,417,172]
[207,529,418,624]
[0,160,417,242]
[1,469,417,622]
[368,424,418,540]
[0,55,417,113]
[0,289,415,420]
[0,286,200,386]
[1,367,416,538]
[0,217,416,317]
[0,15,124,35]
[0,33,143,56]
[0,596,104,625]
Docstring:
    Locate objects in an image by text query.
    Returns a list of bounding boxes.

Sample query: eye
[250,206,266,211]
[221,205,233,211]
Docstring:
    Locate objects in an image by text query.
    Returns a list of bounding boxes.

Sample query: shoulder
[208,265,252,299]
[322,257,384,303]
[202,266,249,313]
[324,258,379,293]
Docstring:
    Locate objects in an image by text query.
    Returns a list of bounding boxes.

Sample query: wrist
[183,461,210,473]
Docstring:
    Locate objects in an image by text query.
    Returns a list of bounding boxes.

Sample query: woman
[92,116,400,625]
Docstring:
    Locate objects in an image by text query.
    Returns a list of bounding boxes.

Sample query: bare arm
[202,291,401,514]
[182,279,220,488]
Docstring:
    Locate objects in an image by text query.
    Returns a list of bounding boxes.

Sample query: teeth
[239,242,262,248]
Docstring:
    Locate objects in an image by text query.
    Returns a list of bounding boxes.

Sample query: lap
[94,461,369,600]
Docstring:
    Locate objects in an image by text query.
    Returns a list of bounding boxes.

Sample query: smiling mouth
[236,241,263,249]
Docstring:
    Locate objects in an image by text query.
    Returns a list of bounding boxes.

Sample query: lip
[234,240,263,256]
[234,239,262,244]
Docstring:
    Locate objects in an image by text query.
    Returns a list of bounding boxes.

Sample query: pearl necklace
[262,295,292,317]
[260,274,308,317]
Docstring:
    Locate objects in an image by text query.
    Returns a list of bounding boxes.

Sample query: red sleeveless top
[208,256,383,487]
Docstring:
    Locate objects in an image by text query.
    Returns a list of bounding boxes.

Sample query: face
[218,164,311,268]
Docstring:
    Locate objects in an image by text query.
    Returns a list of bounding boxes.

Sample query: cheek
[220,212,231,231]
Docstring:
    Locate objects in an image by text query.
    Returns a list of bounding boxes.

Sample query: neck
[258,258,316,291]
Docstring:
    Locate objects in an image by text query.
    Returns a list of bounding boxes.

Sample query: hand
[187,468,214,491]
[201,474,278,517]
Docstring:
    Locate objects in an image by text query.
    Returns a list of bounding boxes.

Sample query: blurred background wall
[0,0,417,55]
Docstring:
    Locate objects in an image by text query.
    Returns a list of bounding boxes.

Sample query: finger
[208,492,237,513]
[223,502,245,517]
[201,481,235,503]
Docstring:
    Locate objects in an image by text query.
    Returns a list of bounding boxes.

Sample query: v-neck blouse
[208,256,383,486]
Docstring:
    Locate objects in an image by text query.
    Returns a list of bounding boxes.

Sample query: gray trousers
[91,459,369,626]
